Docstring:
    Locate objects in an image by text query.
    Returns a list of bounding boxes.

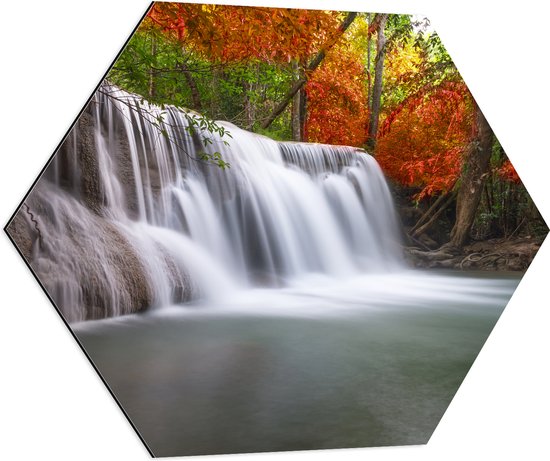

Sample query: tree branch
[260,12,358,130]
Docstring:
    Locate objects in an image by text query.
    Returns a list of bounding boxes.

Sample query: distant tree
[367,13,388,150]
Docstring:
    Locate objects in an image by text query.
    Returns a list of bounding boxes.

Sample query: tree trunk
[366,13,372,114]
[291,61,303,141]
[448,105,494,248]
[180,61,202,111]
[412,189,457,238]
[411,180,457,234]
[210,66,222,118]
[367,13,388,150]
[299,87,307,140]
[148,35,157,101]
[243,80,254,129]
[261,12,357,130]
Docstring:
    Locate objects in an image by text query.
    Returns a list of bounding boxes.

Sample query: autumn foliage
[305,44,369,146]
[376,82,473,200]
[497,160,520,183]
[139,4,523,203]
[148,3,341,64]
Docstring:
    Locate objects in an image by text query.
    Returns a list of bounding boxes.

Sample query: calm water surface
[75,270,520,457]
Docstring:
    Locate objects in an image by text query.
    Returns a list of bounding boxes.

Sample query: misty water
[23,86,521,456]
[75,271,519,456]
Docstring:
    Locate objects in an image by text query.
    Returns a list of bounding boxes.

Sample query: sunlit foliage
[148,3,341,64]
[377,82,473,200]
[305,43,369,146]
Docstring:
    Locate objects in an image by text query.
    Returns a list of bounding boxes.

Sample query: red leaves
[376,82,473,200]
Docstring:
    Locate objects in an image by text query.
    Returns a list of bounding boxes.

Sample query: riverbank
[404,236,545,271]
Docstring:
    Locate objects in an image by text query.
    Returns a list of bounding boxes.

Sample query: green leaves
[198,151,230,169]
[163,109,233,168]
[101,83,232,170]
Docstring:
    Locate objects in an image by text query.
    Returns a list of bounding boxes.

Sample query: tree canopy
[107,3,542,247]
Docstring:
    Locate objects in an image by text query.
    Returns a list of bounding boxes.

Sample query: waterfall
[16,85,404,322]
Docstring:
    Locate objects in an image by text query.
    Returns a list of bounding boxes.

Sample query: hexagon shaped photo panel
[4,2,548,458]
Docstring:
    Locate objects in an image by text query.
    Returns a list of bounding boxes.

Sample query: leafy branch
[97,84,231,169]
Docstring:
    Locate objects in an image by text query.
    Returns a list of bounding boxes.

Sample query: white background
[1,0,548,460]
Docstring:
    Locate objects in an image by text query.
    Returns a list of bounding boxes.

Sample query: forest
[107,2,546,269]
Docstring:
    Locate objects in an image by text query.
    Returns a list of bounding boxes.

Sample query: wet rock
[78,110,102,213]
[111,120,139,218]
[46,104,102,213]
[6,209,35,261]
[8,183,158,322]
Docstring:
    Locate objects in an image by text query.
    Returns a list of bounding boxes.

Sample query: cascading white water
[23,85,404,322]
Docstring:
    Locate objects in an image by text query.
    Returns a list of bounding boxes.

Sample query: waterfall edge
[7,85,404,322]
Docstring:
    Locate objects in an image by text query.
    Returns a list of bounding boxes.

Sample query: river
[75,270,519,457]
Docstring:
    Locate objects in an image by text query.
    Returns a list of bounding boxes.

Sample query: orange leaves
[304,44,369,147]
[376,82,473,200]
[148,3,341,64]
[497,160,521,183]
